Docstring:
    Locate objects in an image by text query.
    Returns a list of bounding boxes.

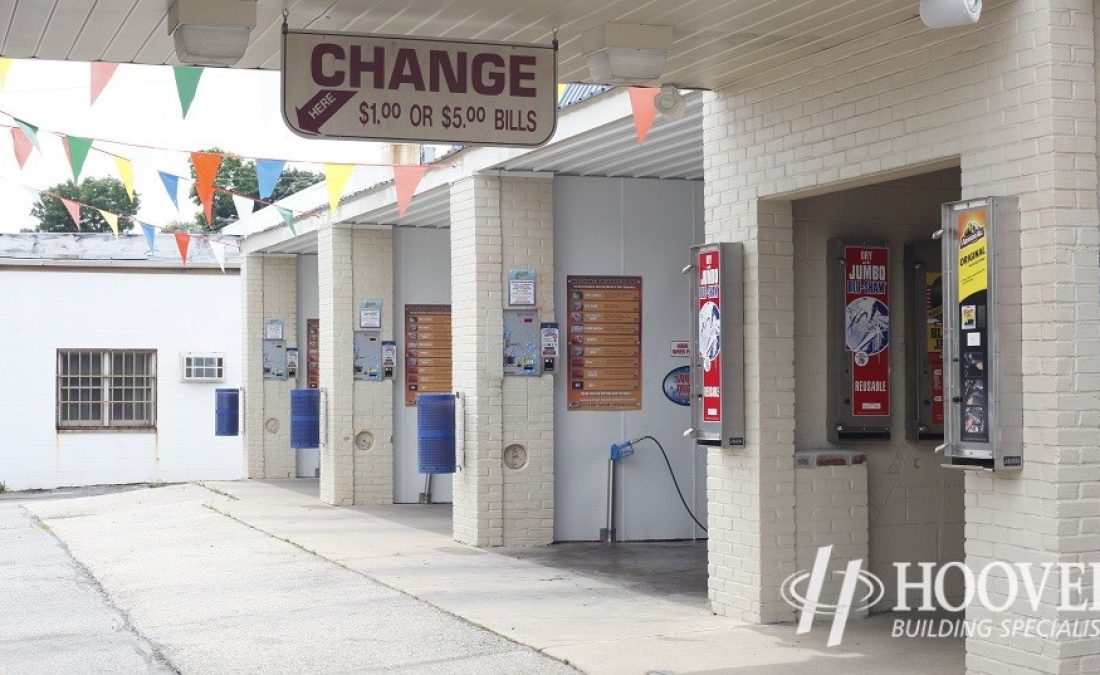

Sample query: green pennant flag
[14,118,39,152]
[173,66,204,118]
[276,206,297,237]
[64,135,93,182]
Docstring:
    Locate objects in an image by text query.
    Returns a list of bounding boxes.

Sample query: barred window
[57,350,157,429]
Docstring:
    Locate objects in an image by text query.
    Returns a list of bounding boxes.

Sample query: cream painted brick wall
[241,254,297,479]
[704,3,1100,671]
[450,175,555,548]
[319,225,354,505]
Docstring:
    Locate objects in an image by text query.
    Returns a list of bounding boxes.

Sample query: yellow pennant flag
[557,83,566,102]
[0,58,11,90]
[113,156,135,201]
[98,209,119,237]
[324,163,355,215]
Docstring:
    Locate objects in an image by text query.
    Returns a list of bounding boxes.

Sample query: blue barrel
[417,393,456,474]
[214,388,239,436]
[290,389,320,449]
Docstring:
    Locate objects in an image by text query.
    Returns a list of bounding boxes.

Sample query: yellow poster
[957,208,988,301]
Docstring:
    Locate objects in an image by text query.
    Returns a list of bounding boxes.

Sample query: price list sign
[566,276,643,411]
[405,305,452,407]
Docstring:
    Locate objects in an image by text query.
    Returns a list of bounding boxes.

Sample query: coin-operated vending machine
[939,197,1023,470]
[686,242,745,447]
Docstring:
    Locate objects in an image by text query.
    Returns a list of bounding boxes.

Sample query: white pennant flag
[231,194,255,222]
[209,239,227,273]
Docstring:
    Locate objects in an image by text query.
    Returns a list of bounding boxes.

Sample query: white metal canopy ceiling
[0,0,923,89]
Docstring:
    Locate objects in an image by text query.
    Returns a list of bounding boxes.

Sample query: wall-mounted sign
[566,276,642,411]
[507,268,537,306]
[844,245,890,417]
[264,316,284,340]
[405,304,452,406]
[306,319,320,388]
[662,366,691,406]
[282,28,557,146]
[670,340,691,358]
[359,299,383,329]
[955,206,989,443]
[926,271,945,427]
[698,249,722,422]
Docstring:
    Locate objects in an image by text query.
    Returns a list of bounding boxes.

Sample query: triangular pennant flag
[209,240,227,273]
[63,135,94,182]
[255,159,286,200]
[141,223,156,252]
[113,156,135,201]
[324,163,354,214]
[59,197,82,231]
[276,206,297,237]
[174,231,191,265]
[98,209,119,238]
[0,58,11,90]
[394,165,429,218]
[14,118,39,153]
[173,66,203,118]
[158,171,180,210]
[90,62,119,105]
[557,83,566,102]
[231,194,255,221]
[627,87,659,144]
[191,151,222,226]
[11,127,32,169]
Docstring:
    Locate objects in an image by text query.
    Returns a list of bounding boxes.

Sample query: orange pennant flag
[628,87,659,144]
[191,152,221,226]
[11,127,31,169]
[90,62,118,105]
[174,231,191,266]
[59,197,82,230]
[394,165,429,218]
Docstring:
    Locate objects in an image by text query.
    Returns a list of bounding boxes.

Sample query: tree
[31,177,139,234]
[188,148,324,230]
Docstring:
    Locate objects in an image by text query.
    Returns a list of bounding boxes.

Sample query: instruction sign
[844,245,890,417]
[955,206,990,443]
[566,276,642,411]
[926,272,945,426]
[697,249,723,422]
[282,28,557,146]
[405,304,452,406]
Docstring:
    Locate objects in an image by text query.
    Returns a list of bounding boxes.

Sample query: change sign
[282,28,557,146]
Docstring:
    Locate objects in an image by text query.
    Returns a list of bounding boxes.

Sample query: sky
[0,59,394,233]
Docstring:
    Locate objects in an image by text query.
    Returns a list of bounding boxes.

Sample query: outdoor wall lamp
[168,0,257,66]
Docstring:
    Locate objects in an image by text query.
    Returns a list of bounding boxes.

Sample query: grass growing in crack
[0,481,6,494]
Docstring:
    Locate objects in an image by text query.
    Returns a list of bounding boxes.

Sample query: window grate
[57,350,156,429]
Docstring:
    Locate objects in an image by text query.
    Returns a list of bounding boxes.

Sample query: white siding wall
[0,268,242,490]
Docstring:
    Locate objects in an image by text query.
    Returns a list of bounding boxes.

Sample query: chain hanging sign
[282,24,557,146]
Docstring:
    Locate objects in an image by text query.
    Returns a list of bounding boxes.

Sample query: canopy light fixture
[169,0,257,66]
[581,24,674,85]
[920,0,981,28]
[654,84,687,120]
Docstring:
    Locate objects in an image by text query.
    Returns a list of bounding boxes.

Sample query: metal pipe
[600,457,616,543]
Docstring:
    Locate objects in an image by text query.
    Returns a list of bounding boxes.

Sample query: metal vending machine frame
[939,197,1023,470]
[687,242,745,447]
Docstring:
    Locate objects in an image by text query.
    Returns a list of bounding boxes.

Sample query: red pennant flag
[191,152,221,226]
[394,165,429,218]
[90,62,118,105]
[174,231,191,265]
[628,87,659,144]
[59,197,82,230]
[11,127,31,169]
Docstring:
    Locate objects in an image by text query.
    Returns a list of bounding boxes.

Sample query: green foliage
[189,148,323,230]
[31,177,139,234]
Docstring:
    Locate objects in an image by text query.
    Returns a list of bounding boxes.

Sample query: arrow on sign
[296,90,356,134]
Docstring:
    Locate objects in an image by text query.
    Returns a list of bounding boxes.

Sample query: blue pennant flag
[256,159,286,200]
[158,171,179,209]
[141,223,156,252]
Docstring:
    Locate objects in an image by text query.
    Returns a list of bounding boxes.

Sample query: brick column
[318,225,354,505]
[240,254,297,479]
[450,175,555,548]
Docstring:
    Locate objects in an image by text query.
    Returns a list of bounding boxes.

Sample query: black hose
[635,435,708,533]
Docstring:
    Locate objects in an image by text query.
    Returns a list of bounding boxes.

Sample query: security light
[168,0,257,66]
[920,0,981,28]
[654,84,686,120]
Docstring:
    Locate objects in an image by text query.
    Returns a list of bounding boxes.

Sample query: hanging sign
[566,276,642,411]
[698,249,722,422]
[844,245,890,417]
[956,206,990,443]
[282,28,557,146]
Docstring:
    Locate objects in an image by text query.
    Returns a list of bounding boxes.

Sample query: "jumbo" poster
[845,245,890,417]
